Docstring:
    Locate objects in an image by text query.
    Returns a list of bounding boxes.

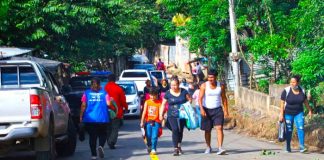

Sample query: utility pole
[228,0,240,101]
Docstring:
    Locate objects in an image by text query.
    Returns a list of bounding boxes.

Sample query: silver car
[116,81,141,117]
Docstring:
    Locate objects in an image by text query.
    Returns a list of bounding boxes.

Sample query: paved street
[1,118,323,160]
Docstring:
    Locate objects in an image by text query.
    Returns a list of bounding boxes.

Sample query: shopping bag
[278,121,286,142]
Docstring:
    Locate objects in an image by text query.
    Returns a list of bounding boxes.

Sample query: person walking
[104,74,128,149]
[198,69,229,155]
[157,58,166,71]
[196,62,205,82]
[140,87,163,155]
[160,77,191,156]
[80,78,112,159]
[279,75,313,153]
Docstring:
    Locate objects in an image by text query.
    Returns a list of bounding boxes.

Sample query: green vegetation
[0,0,322,110]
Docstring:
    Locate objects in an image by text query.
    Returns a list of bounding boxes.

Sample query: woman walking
[279,75,313,153]
[160,77,191,156]
[80,78,112,159]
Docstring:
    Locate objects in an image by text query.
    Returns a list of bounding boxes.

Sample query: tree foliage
[0,0,163,65]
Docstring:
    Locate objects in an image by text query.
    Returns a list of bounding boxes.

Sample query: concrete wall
[236,86,281,118]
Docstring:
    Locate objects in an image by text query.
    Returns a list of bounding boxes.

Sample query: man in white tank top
[198,69,229,155]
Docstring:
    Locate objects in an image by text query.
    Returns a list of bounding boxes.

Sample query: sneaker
[178,147,183,155]
[173,148,180,156]
[147,146,152,153]
[216,148,226,155]
[91,156,97,160]
[150,149,157,155]
[97,146,104,158]
[204,147,212,154]
[300,148,308,153]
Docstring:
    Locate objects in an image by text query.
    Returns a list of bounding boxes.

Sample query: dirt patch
[227,106,324,153]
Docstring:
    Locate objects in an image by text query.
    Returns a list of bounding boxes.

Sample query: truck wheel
[56,116,77,156]
[36,122,56,160]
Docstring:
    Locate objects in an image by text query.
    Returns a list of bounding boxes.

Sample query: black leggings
[84,123,108,156]
[167,117,186,148]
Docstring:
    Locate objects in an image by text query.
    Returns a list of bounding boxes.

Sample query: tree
[0,0,164,71]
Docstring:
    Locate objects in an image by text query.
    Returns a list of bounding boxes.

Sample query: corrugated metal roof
[0,47,33,59]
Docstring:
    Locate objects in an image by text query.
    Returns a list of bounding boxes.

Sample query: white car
[119,69,156,94]
[116,81,141,117]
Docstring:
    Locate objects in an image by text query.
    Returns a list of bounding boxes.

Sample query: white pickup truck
[0,60,76,160]
[119,69,156,94]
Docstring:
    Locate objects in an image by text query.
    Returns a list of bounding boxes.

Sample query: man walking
[104,74,128,149]
[198,69,229,155]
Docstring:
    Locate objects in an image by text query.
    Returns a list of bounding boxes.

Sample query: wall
[236,86,283,118]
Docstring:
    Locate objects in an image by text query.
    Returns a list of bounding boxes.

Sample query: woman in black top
[160,77,191,156]
[279,75,312,153]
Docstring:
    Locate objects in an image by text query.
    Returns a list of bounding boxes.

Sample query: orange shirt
[145,99,162,123]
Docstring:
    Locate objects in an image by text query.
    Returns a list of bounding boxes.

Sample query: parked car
[150,70,167,84]
[133,64,156,71]
[116,81,141,117]
[119,69,156,95]
[0,60,76,159]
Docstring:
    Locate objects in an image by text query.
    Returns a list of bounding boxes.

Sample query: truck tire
[36,121,56,160]
[56,116,77,156]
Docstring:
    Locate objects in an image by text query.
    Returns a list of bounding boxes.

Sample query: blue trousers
[284,112,305,151]
[146,122,161,150]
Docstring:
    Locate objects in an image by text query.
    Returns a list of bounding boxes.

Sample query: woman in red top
[140,87,162,155]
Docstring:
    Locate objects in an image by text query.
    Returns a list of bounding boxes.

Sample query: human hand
[200,109,207,117]
[224,112,229,118]
[279,114,284,122]
[140,122,144,128]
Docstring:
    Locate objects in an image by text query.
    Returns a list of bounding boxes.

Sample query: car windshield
[150,72,163,79]
[118,84,137,95]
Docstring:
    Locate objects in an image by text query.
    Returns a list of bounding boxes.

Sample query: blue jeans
[146,122,161,150]
[285,112,305,151]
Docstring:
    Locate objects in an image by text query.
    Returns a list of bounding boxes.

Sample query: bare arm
[304,99,313,117]
[221,84,229,117]
[279,100,285,122]
[159,98,168,121]
[140,101,148,128]
[198,82,206,117]
[80,102,86,122]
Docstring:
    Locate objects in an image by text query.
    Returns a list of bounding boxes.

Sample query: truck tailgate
[0,89,31,122]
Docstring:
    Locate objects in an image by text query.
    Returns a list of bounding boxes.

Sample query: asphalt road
[1,118,323,160]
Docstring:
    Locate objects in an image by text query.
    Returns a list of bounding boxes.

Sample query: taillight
[30,95,43,119]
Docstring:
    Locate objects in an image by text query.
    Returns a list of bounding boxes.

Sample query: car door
[45,71,69,135]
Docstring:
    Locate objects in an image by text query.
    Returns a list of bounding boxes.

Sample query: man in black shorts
[198,69,229,155]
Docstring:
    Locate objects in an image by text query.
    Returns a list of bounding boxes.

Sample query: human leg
[151,122,160,151]
[285,114,295,152]
[107,119,121,149]
[85,123,98,157]
[294,112,306,151]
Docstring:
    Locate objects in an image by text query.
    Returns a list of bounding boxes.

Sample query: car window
[1,65,39,85]
[122,72,148,78]
[118,84,136,95]
[70,78,91,88]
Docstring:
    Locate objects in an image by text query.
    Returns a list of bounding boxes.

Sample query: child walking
[140,87,162,155]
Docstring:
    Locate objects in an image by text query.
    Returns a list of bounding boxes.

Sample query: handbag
[109,101,118,120]
[278,121,286,142]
